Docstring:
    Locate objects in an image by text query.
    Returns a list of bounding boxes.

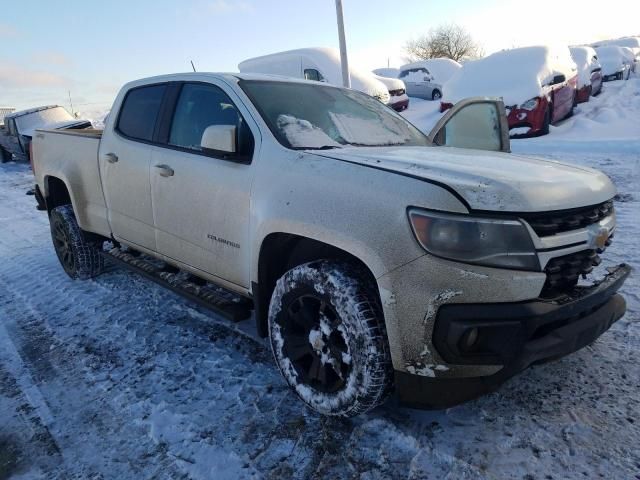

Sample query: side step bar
[101,248,253,322]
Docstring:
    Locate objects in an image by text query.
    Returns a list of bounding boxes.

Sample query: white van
[238,47,392,106]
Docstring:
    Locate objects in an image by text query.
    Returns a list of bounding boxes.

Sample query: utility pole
[335,0,351,88]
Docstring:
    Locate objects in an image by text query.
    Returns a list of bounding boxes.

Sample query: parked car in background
[373,74,409,111]
[443,46,578,137]
[398,58,461,100]
[619,46,638,73]
[239,47,391,105]
[596,45,632,81]
[593,36,640,65]
[570,46,603,102]
[1,105,91,162]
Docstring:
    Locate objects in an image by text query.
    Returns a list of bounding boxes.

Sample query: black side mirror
[552,74,566,85]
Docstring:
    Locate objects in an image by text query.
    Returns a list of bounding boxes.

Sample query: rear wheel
[268,260,393,417]
[50,205,105,279]
[432,89,442,100]
[0,147,8,163]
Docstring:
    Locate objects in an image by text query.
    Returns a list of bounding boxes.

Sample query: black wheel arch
[44,176,72,214]
[254,233,380,337]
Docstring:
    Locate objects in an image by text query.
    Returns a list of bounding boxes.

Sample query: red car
[570,46,603,103]
[441,46,578,137]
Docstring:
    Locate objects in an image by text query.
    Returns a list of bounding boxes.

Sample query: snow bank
[570,46,601,88]
[444,46,577,105]
[595,45,629,76]
[400,58,462,84]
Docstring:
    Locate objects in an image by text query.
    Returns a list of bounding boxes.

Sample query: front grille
[389,88,406,96]
[542,249,602,296]
[522,200,614,237]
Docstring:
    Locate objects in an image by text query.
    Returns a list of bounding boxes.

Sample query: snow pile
[570,46,601,88]
[444,46,577,105]
[276,114,341,148]
[593,36,640,55]
[372,67,400,79]
[239,47,389,102]
[400,58,462,84]
[328,112,410,146]
[595,45,629,76]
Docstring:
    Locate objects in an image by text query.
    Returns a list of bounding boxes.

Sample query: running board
[101,247,253,322]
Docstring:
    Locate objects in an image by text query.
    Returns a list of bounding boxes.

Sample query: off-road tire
[50,204,104,280]
[0,147,8,163]
[432,89,442,100]
[268,260,393,417]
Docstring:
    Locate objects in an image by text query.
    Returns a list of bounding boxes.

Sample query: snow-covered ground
[0,78,639,480]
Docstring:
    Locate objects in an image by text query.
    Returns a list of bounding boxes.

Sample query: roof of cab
[5,105,62,120]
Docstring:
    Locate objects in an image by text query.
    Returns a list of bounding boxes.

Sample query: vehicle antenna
[68,90,75,116]
[191,60,197,72]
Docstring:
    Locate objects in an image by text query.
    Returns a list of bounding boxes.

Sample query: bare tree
[405,24,483,62]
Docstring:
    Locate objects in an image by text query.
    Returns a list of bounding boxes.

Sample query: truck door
[99,83,167,251]
[149,81,258,289]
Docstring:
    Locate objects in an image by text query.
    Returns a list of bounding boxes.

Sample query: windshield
[15,106,75,134]
[240,80,430,150]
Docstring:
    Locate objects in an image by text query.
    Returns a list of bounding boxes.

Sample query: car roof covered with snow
[399,58,462,84]
[443,45,577,106]
[238,47,389,100]
[595,45,631,75]
[372,68,400,79]
[569,46,601,88]
[5,105,62,120]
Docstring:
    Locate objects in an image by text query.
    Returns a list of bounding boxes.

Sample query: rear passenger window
[304,69,323,81]
[117,84,166,141]
[169,83,246,153]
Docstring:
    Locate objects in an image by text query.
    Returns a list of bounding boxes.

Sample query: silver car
[398,67,442,100]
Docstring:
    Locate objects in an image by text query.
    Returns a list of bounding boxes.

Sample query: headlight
[408,209,539,270]
[519,98,539,111]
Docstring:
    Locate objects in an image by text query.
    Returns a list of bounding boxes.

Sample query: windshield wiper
[291,145,343,151]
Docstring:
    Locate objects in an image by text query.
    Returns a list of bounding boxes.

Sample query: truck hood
[313,146,616,212]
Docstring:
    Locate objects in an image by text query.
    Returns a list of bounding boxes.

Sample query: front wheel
[540,106,551,135]
[432,89,442,100]
[268,260,393,417]
[50,205,105,279]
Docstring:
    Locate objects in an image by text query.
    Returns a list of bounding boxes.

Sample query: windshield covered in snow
[241,80,429,150]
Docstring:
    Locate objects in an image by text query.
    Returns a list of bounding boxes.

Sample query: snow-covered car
[619,46,638,73]
[570,46,603,102]
[238,47,390,105]
[443,46,578,137]
[593,36,640,71]
[373,74,409,111]
[398,58,462,100]
[32,73,629,417]
[372,67,400,79]
[1,105,91,162]
[596,45,632,81]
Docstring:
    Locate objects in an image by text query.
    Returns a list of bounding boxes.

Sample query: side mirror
[201,125,236,154]
[428,98,510,153]
[552,74,566,85]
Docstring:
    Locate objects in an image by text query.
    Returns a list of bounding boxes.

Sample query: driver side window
[304,69,324,82]
[169,83,251,156]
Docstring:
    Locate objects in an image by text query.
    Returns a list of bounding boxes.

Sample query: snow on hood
[373,74,405,91]
[444,46,577,106]
[312,146,615,212]
[239,47,390,102]
[570,46,601,88]
[595,46,629,75]
[400,58,462,84]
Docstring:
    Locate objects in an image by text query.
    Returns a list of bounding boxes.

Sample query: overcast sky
[1,0,638,112]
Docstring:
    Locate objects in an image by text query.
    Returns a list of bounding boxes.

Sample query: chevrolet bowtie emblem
[592,227,609,250]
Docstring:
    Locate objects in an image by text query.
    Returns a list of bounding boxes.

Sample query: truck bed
[33,127,111,237]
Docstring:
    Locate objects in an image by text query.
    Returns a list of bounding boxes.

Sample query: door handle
[104,152,118,163]
[155,164,174,177]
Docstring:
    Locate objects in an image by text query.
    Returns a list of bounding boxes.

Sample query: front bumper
[395,263,630,409]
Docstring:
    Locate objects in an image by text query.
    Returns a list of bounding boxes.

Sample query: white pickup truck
[32,72,630,417]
